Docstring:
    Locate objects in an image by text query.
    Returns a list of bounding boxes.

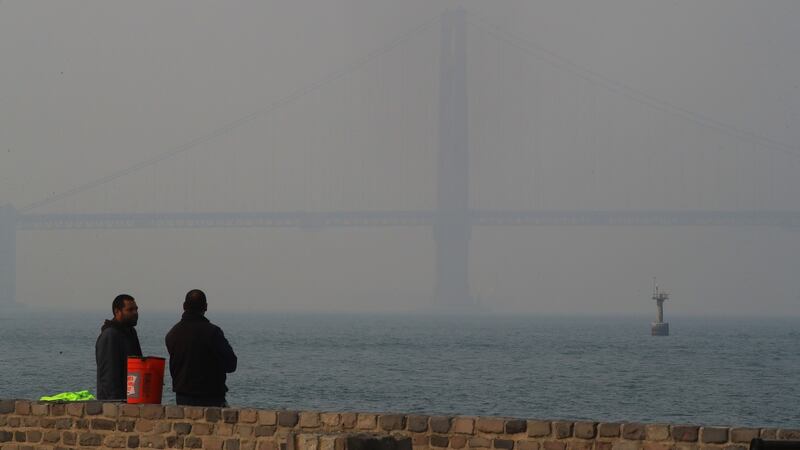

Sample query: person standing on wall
[165,289,237,407]
[96,294,142,401]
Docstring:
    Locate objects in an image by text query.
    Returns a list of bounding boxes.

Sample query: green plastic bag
[39,390,96,402]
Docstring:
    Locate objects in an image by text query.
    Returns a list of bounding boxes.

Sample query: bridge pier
[435,8,472,307]
[0,205,17,307]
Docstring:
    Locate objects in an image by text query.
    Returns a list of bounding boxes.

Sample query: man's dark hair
[112,294,135,314]
[184,289,208,313]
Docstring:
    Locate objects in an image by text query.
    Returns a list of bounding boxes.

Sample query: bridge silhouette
[2,8,799,308]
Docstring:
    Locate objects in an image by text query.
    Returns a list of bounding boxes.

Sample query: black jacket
[95,320,142,400]
[165,311,237,397]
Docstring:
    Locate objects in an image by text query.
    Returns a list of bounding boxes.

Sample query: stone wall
[1,400,798,450]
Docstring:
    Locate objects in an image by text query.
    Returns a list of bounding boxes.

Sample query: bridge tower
[0,204,17,307]
[435,8,472,307]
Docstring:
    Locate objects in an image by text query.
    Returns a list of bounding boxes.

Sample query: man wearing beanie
[165,289,237,407]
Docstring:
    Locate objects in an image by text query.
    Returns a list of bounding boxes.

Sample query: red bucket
[127,356,166,404]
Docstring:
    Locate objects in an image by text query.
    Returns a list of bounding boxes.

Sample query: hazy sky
[1,1,799,315]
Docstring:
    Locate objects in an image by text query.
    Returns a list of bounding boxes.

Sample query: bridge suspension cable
[20,11,443,213]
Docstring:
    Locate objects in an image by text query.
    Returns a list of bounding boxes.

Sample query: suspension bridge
[2,8,799,308]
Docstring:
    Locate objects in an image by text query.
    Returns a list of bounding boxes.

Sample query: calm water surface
[0,310,798,427]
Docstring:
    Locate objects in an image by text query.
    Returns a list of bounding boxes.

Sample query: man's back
[165,311,237,399]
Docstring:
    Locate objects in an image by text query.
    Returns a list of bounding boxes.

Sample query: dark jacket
[165,311,237,397]
[95,320,142,400]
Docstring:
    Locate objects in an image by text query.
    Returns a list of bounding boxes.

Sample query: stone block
[54,418,72,429]
[505,420,526,435]
[406,415,428,433]
[760,429,778,439]
[14,401,30,415]
[700,427,728,444]
[428,416,451,434]
[453,418,474,435]
[117,419,136,432]
[671,425,699,442]
[217,423,236,436]
[226,438,241,450]
[476,418,504,434]
[278,411,299,428]
[541,442,565,450]
[430,436,449,448]
[239,410,258,424]
[573,422,596,439]
[136,419,156,433]
[527,421,550,438]
[492,439,513,450]
[469,437,491,448]
[642,443,672,450]
[341,413,357,429]
[242,439,258,450]
[380,415,405,431]
[90,418,116,431]
[66,403,84,417]
[120,404,141,418]
[552,422,573,439]
[320,413,340,428]
[451,436,467,449]
[205,437,225,450]
[104,435,128,448]
[166,435,185,449]
[258,440,278,450]
[299,412,320,429]
[31,403,49,416]
[255,426,276,437]
[412,435,429,446]
[43,430,60,444]
[621,423,644,440]
[610,443,638,450]
[7,416,20,427]
[102,403,118,418]
[729,428,759,443]
[174,422,192,436]
[184,407,204,420]
[594,443,613,450]
[516,441,539,450]
[85,402,103,416]
[185,437,203,449]
[207,408,223,423]
[566,442,591,450]
[50,404,66,416]
[237,424,255,438]
[258,411,278,426]
[0,400,15,414]
[320,436,336,450]
[192,423,214,435]
[76,417,91,429]
[141,435,167,449]
[165,406,185,419]
[356,414,377,430]
[645,424,669,441]
[224,409,240,424]
[62,431,77,446]
[14,431,25,442]
[128,435,140,449]
[0,432,13,443]
[297,434,319,450]
[21,417,38,427]
[78,432,103,446]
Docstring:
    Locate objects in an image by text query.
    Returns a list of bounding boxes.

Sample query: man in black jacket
[165,289,237,407]
[96,294,142,401]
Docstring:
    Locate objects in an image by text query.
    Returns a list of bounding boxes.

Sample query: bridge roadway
[15,210,800,230]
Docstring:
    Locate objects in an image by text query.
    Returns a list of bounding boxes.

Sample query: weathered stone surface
[621,423,645,440]
[226,438,241,450]
[165,406,185,419]
[278,411,299,428]
[7,416,20,427]
[258,440,278,450]
[380,415,405,431]
[527,421,551,438]
[341,413,357,429]
[356,414,376,430]
[241,439,258,450]
[451,436,467,449]
[566,442,592,450]
[0,400,15,414]
[574,422,596,439]
[66,403,84,417]
[120,404,140,418]
[104,435,128,448]
[553,422,573,439]
[671,425,699,442]
[166,435,185,449]
[493,438,514,450]
[299,412,320,429]
[505,420,526,435]
[542,442,565,450]
[451,417,474,435]
[254,426,276,437]
[476,418,504,434]
[610,443,638,450]
[78,432,103,446]
[641,443,671,450]
[14,401,31,415]
[469,437,492,448]
[185,437,203,449]
[141,435,167,449]
[224,410,240,424]
[31,403,49,416]
[50,404,66,416]
[62,431,77,446]
[206,408,223,423]
[258,411,277,426]
[593,443,613,450]
[430,436,449,448]
[729,428,759,443]
[135,419,156,433]
[21,416,38,427]
[192,422,215,435]
[516,441,539,450]
[430,416,452,434]
[644,424,669,441]
[216,423,235,436]
[298,434,319,450]
[117,419,136,432]
[236,424,254,438]
[204,437,225,450]
[760,429,778,439]
[239,410,258,424]
[173,423,192,436]
[90,418,116,431]
[184,407,204,420]
[320,436,336,450]
[406,415,428,433]
[102,403,118,418]
[320,413,340,428]
[25,430,42,443]
[128,435,140,449]
[700,427,728,443]
[412,435,429,446]
[76,417,91,429]
[778,429,800,440]
[85,402,103,416]
[0,431,12,443]
[43,430,60,444]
